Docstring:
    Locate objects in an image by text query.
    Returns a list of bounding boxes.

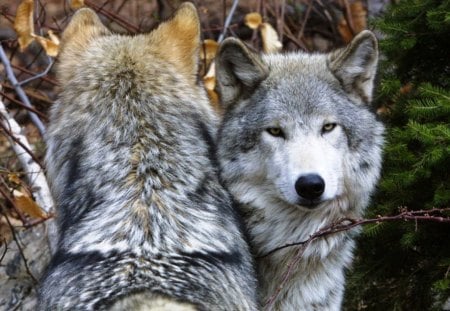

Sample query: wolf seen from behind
[38,3,258,310]
[215,31,384,310]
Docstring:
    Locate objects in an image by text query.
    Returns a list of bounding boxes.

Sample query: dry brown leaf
[0,215,23,244]
[14,0,35,51]
[245,12,263,30]
[350,1,367,34]
[32,33,60,57]
[203,63,220,111]
[70,0,85,9]
[13,189,47,219]
[48,30,60,45]
[376,105,390,116]
[8,173,22,186]
[200,39,218,72]
[203,63,215,90]
[260,22,282,53]
[200,39,218,61]
[400,82,413,95]
[338,0,367,43]
[337,19,354,44]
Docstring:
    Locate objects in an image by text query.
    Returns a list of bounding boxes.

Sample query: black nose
[295,174,325,200]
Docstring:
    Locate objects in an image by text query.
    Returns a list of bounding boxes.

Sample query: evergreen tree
[344,0,450,309]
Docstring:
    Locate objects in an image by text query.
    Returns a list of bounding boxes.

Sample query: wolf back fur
[215,31,384,310]
[38,4,258,310]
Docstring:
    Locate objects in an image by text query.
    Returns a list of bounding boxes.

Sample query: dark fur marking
[195,117,219,169]
[64,136,84,187]
[46,249,110,270]
[58,188,106,237]
[360,161,370,170]
[180,250,243,269]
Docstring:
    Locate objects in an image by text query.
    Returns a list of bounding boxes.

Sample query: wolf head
[47,4,220,243]
[57,3,202,88]
[215,31,384,214]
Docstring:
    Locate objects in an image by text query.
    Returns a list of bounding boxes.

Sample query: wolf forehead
[237,54,370,124]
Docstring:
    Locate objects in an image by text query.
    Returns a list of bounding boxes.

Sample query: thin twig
[217,0,239,43]
[261,208,450,258]
[276,0,286,43]
[341,0,355,35]
[264,238,315,310]
[0,238,7,263]
[0,178,28,224]
[261,207,450,309]
[0,204,38,284]
[298,0,314,41]
[23,213,54,228]
[0,89,48,121]
[0,121,44,169]
[0,92,57,253]
[11,63,59,86]
[85,0,141,33]
[0,45,46,136]
[17,60,55,87]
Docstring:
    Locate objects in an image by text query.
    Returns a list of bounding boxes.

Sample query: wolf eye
[322,123,337,133]
[266,127,284,138]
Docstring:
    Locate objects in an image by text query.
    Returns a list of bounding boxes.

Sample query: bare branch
[0,88,49,121]
[262,207,450,309]
[85,0,141,33]
[0,203,38,284]
[0,44,46,136]
[261,208,450,258]
[17,59,55,87]
[217,0,239,43]
[0,90,57,254]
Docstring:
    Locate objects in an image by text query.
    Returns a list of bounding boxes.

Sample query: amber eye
[266,127,284,138]
[322,123,337,133]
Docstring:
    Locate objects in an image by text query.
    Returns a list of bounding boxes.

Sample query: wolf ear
[60,8,110,57]
[58,8,110,83]
[215,38,269,109]
[149,2,201,84]
[328,30,378,105]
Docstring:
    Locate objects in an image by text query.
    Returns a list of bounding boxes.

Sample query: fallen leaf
[13,189,47,219]
[48,30,60,45]
[203,63,220,111]
[337,19,353,44]
[200,39,218,72]
[400,83,413,95]
[260,22,282,53]
[338,0,367,43]
[200,39,218,61]
[14,0,35,51]
[8,173,22,186]
[70,0,85,9]
[32,33,59,57]
[376,105,390,116]
[245,12,263,30]
[350,1,367,34]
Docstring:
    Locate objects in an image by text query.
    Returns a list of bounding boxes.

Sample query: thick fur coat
[38,4,258,310]
[215,31,384,310]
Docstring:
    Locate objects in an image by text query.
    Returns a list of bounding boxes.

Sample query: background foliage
[345,0,450,309]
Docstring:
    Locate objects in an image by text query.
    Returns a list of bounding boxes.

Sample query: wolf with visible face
[215,31,384,310]
[38,4,258,310]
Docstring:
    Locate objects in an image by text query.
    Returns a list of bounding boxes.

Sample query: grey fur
[38,4,258,310]
[215,31,384,310]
